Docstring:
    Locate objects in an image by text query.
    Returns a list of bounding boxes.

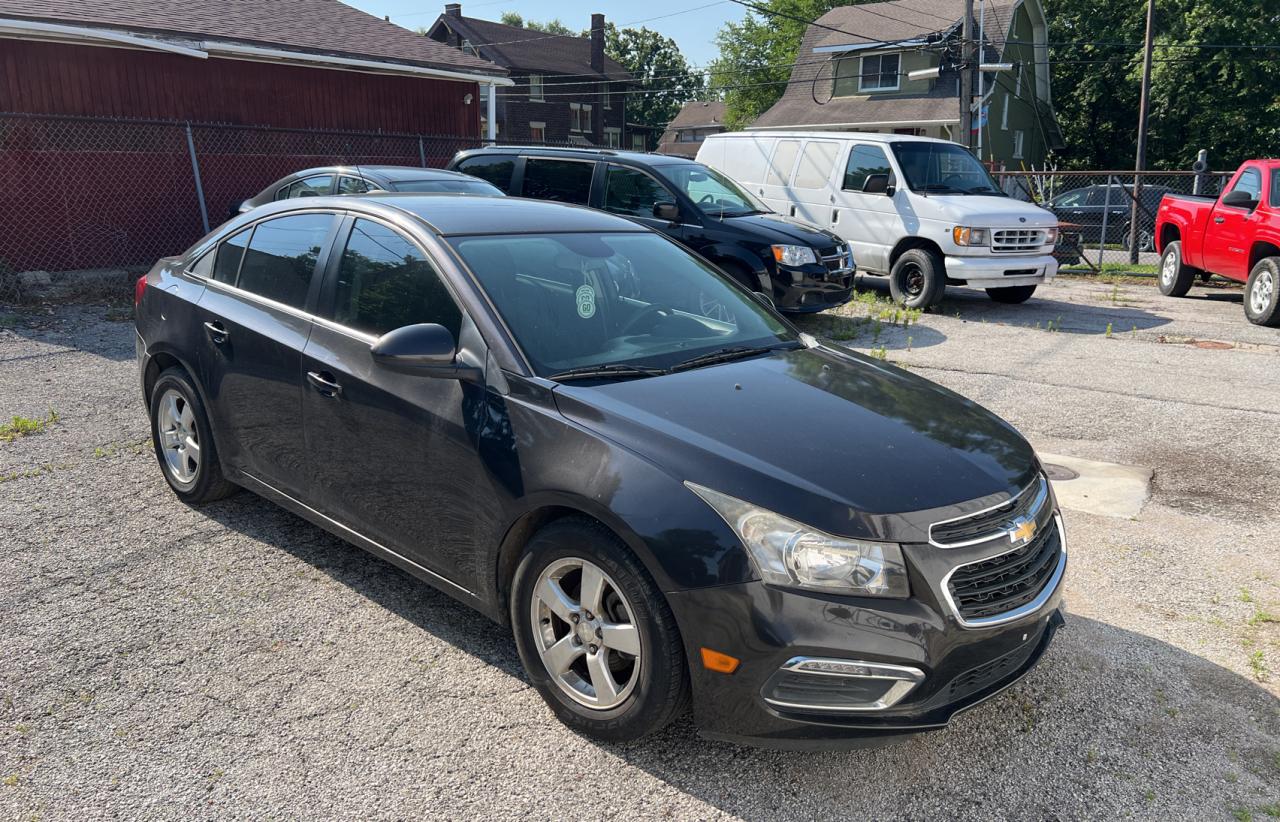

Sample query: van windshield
[890,142,1005,195]
[655,164,766,217]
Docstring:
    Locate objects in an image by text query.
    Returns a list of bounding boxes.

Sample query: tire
[511,517,690,743]
[889,248,945,308]
[148,367,238,504]
[985,285,1037,304]
[1244,257,1280,327]
[1157,240,1198,297]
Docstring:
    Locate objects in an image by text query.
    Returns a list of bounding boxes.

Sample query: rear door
[518,157,597,205]
[831,143,901,274]
[196,211,339,496]
[1205,166,1263,278]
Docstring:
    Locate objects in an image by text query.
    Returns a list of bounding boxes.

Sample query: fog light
[762,657,924,712]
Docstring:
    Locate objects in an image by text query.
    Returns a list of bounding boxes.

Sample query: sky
[341,0,746,67]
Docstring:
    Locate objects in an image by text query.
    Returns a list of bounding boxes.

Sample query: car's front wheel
[889,248,944,308]
[1244,257,1280,327]
[511,518,689,742]
[149,367,237,504]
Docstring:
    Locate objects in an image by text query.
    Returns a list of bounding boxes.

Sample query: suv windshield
[890,142,1004,195]
[449,232,796,377]
[655,164,765,217]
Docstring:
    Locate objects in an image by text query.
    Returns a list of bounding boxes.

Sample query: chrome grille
[820,244,853,273]
[929,475,1049,548]
[944,517,1065,626]
[992,228,1046,253]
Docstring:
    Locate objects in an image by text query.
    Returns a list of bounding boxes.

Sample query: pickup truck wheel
[1244,258,1280,327]
[889,248,944,309]
[1157,241,1197,297]
[986,285,1037,304]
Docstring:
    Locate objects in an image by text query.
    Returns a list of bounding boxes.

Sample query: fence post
[1192,149,1208,196]
[1097,174,1114,269]
[419,136,427,168]
[185,122,210,234]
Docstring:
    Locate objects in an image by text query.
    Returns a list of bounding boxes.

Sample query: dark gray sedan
[236,165,503,215]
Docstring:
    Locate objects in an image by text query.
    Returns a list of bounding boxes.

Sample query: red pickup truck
[1155,159,1280,326]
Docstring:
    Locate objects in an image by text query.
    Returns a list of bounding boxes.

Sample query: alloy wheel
[1160,250,1177,287]
[530,557,641,710]
[157,388,200,485]
[1251,269,1275,316]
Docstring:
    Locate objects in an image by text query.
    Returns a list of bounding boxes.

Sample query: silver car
[236,165,503,215]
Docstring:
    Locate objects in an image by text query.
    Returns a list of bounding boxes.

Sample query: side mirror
[1221,189,1258,210]
[862,174,892,195]
[653,201,680,222]
[371,323,481,382]
[752,291,776,310]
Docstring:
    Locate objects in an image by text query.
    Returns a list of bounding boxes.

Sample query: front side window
[522,158,594,205]
[890,142,1003,195]
[283,175,333,200]
[331,219,461,338]
[455,155,515,190]
[213,227,251,284]
[236,213,333,309]
[338,176,373,194]
[657,163,763,217]
[1050,188,1095,209]
[448,232,795,375]
[603,166,671,218]
[842,145,893,192]
[860,53,900,92]
[1230,168,1262,202]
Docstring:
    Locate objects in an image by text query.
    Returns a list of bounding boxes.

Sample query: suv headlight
[686,483,910,597]
[771,245,818,267]
[952,226,988,246]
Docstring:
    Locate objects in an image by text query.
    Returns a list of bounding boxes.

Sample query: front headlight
[771,245,818,267]
[1043,227,1059,244]
[952,226,988,246]
[686,483,910,597]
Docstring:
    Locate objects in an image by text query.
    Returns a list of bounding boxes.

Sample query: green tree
[708,0,847,129]
[600,23,706,131]
[498,11,574,36]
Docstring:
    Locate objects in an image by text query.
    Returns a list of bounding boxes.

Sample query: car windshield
[391,179,503,195]
[655,164,766,217]
[890,142,1004,195]
[449,232,797,377]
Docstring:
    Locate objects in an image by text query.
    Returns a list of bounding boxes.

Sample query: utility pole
[1128,0,1155,263]
[959,0,975,149]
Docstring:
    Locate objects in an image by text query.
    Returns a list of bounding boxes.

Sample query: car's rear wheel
[889,248,944,308]
[986,285,1037,304]
[149,367,237,504]
[1244,257,1280,327]
[1157,240,1197,297]
[511,518,689,742]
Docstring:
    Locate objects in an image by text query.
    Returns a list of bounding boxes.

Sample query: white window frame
[631,133,646,151]
[604,127,621,148]
[1015,64,1024,97]
[858,52,900,93]
[528,74,544,102]
[1013,130,1025,159]
[529,121,546,142]
[569,103,592,133]
[601,83,611,110]
[462,39,476,56]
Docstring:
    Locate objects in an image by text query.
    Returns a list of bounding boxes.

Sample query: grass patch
[0,410,59,443]
[1247,649,1269,682]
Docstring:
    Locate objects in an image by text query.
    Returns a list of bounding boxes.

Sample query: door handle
[306,370,343,398]
[203,321,229,342]
[1213,216,1225,223]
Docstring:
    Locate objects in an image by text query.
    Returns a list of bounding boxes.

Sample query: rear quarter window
[521,158,594,205]
[455,155,515,191]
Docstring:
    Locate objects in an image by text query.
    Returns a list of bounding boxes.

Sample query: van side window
[455,155,515,191]
[766,141,800,186]
[843,145,894,192]
[794,142,840,189]
[603,166,670,218]
[522,158,593,205]
[236,213,334,309]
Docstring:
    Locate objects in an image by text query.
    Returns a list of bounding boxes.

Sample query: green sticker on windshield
[576,285,596,319]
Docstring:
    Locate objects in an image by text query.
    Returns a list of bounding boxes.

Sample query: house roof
[0,0,508,78]
[666,101,727,131]
[429,14,632,81]
[809,0,1016,53]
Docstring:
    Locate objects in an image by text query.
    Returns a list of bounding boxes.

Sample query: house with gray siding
[750,0,1063,168]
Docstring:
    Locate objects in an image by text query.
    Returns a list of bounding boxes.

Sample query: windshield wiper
[917,184,967,193]
[670,345,783,373]
[548,363,668,382]
[966,186,1005,196]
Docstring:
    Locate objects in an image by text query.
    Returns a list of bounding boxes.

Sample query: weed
[1260,802,1280,818]
[1233,808,1253,822]
[1248,649,1268,681]
[1241,588,1255,604]
[0,463,71,484]
[1248,609,1278,627]
[1105,322,1113,338]
[872,346,888,361]
[906,335,913,352]
[0,410,59,442]
[2,774,17,787]
[1144,789,1155,803]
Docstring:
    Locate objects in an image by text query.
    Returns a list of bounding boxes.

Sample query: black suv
[448,147,854,313]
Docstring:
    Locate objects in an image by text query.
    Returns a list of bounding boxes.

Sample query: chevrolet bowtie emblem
[1009,517,1037,544]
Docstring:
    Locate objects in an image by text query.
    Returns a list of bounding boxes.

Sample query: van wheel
[149,367,237,504]
[986,285,1037,304]
[1244,257,1280,327]
[511,518,690,743]
[1158,241,1197,297]
[889,248,944,308]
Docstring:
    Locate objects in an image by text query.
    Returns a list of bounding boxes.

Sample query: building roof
[429,13,632,81]
[808,0,1015,53]
[666,101,727,131]
[0,0,508,78]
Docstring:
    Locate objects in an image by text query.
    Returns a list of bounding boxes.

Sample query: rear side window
[331,219,461,338]
[522,158,594,205]
[842,145,893,192]
[455,155,515,190]
[213,228,250,284]
[794,141,840,189]
[236,213,333,309]
[603,166,670,218]
[279,175,333,200]
[337,176,373,194]
[766,140,800,186]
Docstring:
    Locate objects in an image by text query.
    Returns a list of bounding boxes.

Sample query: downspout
[486,81,497,142]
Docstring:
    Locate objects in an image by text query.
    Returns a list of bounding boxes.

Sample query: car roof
[707,130,947,145]
[292,165,482,182]
[457,145,691,167]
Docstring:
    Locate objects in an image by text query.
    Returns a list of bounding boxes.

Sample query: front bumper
[944,253,1059,287]
[665,557,1065,750]
[771,262,857,313]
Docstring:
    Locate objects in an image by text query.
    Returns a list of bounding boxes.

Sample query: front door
[1205,167,1263,279]
[301,216,489,589]
[196,212,337,496]
[831,143,903,274]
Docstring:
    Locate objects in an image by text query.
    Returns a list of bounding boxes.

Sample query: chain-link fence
[992,169,1235,271]
[0,113,574,277]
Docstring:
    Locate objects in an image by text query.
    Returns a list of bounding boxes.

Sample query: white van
[696,131,1059,307]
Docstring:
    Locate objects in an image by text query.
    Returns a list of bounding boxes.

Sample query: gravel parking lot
[2,275,1277,820]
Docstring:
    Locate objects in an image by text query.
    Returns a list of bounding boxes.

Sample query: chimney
[590,13,604,74]
[445,3,461,16]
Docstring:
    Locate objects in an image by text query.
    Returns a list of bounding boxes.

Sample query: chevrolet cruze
[135,194,1066,748]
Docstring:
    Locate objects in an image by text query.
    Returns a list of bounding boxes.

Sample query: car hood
[552,346,1038,541]
[721,212,842,247]
[926,195,1058,228]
